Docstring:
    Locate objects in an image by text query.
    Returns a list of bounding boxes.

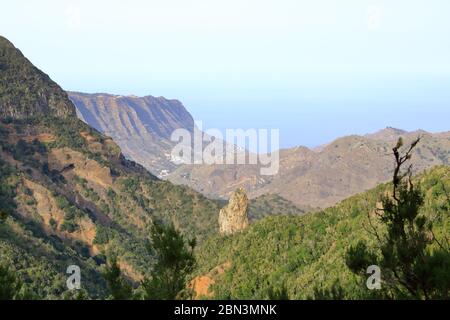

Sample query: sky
[1,0,450,149]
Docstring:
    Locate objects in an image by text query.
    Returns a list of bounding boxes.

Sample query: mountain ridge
[169,129,450,208]
[1,36,308,299]
[69,91,195,176]
[67,90,450,209]
[0,36,76,120]
[0,36,222,298]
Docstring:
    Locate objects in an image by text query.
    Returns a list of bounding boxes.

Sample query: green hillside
[194,166,450,299]
[0,36,220,299]
[0,116,222,298]
[249,194,314,221]
[0,36,75,119]
[1,34,448,300]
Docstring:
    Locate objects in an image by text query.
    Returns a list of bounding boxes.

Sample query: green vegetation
[345,138,449,299]
[0,119,219,298]
[0,220,108,299]
[93,225,113,245]
[142,221,196,300]
[4,138,47,168]
[249,194,312,221]
[1,35,448,300]
[1,105,448,301]
[0,36,75,120]
[102,257,133,300]
[55,195,86,233]
[0,262,21,299]
[0,35,221,300]
[0,159,17,220]
[194,165,450,299]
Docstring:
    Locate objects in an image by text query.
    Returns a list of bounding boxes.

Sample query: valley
[0,34,448,300]
[69,92,449,209]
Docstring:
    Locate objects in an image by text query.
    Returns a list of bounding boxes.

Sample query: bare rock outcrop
[219,187,249,235]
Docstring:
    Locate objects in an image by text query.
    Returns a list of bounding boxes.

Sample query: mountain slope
[0,36,75,119]
[193,165,450,299]
[68,90,449,208]
[248,194,314,221]
[170,130,450,208]
[0,36,220,298]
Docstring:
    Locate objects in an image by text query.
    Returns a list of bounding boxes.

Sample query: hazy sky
[1,0,450,148]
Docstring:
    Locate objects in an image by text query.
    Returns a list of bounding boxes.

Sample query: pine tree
[142,221,196,300]
[345,137,450,299]
[102,257,133,300]
[0,263,21,300]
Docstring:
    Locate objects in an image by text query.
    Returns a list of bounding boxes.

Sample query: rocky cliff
[69,92,194,140]
[69,85,450,210]
[218,188,249,235]
[68,91,195,176]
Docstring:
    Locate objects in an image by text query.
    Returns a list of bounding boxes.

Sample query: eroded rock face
[219,187,249,235]
[68,91,195,176]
